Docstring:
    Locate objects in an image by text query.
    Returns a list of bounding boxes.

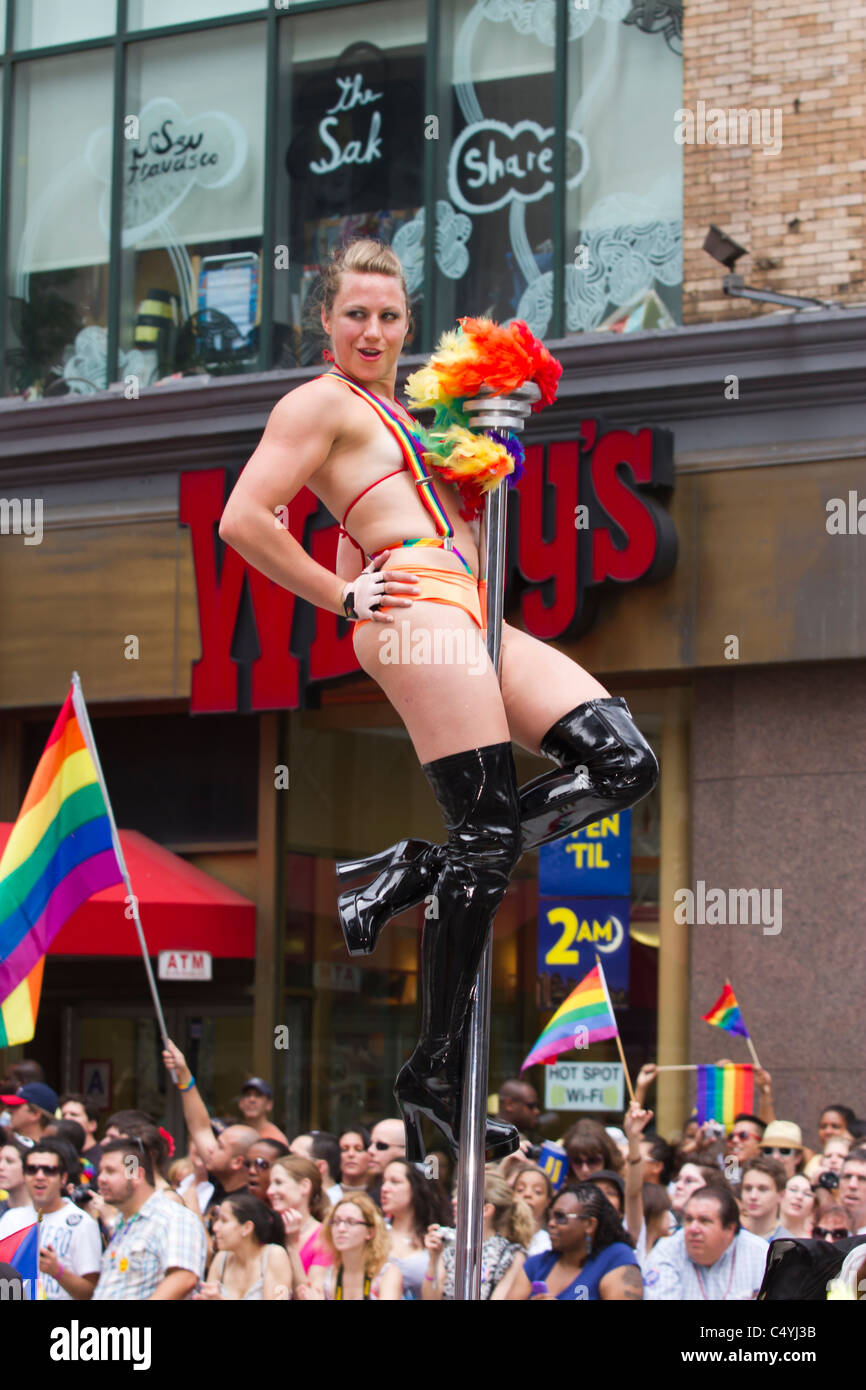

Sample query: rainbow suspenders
[329,368,474,576]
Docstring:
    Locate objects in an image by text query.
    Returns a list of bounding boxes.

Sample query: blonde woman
[423,1173,532,1299]
[308,1194,402,1301]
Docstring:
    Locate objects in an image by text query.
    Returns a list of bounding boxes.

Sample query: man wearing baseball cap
[0,1083,59,1148]
[237,1077,289,1145]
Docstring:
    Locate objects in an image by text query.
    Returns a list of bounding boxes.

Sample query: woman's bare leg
[498,620,611,754]
[353,601,510,762]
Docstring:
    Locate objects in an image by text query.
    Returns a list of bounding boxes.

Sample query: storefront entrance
[64,1003,253,1145]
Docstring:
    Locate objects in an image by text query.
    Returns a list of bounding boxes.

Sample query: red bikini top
[339,465,408,553]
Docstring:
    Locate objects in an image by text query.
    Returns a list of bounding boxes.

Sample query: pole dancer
[220,237,658,1174]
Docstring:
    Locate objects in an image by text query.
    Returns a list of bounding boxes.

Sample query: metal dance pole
[455,383,539,1300]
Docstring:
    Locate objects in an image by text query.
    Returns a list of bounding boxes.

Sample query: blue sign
[537,896,630,996]
[539,809,631,898]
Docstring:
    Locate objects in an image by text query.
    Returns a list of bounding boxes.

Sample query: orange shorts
[355,560,487,630]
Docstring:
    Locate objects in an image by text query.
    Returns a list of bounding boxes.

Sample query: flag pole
[654,1064,699,1072]
[70,673,175,1068]
[726,978,763,1070]
[595,953,634,1103]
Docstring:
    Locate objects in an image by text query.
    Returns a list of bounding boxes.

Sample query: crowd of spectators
[1,1054,864,1301]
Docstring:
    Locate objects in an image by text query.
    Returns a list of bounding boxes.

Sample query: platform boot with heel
[392,740,522,1162]
[336,696,658,956]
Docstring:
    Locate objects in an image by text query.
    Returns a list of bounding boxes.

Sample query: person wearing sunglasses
[726,1114,765,1164]
[812,1204,852,1243]
[243,1139,289,1201]
[310,1195,402,1300]
[758,1121,805,1181]
[509,1183,642,1300]
[23,1138,101,1301]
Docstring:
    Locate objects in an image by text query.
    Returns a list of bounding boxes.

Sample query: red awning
[0,825,255,959]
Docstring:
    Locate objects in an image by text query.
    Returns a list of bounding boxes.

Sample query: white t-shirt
[37,1199,103,1300]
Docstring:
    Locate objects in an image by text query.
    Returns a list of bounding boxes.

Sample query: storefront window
[3,50,114,398]
[432,0,556,334]
[14,0,116,49]
[116,23,266,384]
[566,4,682,334]
[129,0,266,29]
[274,0,427,368]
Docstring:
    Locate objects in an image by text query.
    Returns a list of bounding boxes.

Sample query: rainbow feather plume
[405,317,561,516]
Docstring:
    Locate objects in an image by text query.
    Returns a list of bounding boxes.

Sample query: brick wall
[682,0,866,322]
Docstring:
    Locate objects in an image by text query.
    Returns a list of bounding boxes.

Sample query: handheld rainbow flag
[0,678,125,1045]
[520,962,618,1070]
[0,1216,39,1299]
[695,1064,755,1127]
[701,982,749,1038]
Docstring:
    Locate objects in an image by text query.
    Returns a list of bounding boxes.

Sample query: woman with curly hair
[220,237,658,1163]
[309,1193,402,1300]
[379,1157,450,1299]
[423,1172,533,1299]
[507,1183,642,1301]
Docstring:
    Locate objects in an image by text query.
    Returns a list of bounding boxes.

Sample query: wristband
[424,1272,436,1283]
[56,1262,65,1279]
[178,1074,196,1092]
[341,583,358,621]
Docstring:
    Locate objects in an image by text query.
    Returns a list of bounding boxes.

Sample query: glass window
[431,0,555,335]
[1,1,7,52]
[273,0,427,368]
[14,0,115,49]
[117,22,266,384]
[129,0,265,29]
[566,6,682,335]
[3,50,114,398]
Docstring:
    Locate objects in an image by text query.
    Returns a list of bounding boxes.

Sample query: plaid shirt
[92,1191,206,1301]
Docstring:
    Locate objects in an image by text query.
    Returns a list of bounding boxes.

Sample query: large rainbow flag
[695,1064,755,1127]
[521,962,618,1069]
[0,680,124,1045]
[701,983,749,1038]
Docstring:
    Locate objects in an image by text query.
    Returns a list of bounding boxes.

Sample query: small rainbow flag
[695,1064,755,1128]
[521,962,618,1069]
[0,1217,39,1299]
[701,983,749,1038]
[0,679,124,1045]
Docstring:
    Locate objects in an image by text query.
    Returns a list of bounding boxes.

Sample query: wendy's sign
[179,422,676,714]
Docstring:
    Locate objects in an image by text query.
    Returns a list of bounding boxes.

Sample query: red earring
[322,349,335,363]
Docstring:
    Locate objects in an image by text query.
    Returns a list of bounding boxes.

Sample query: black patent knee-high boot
[393,741,522,1163]
[336,697,657,955]
[516,696,658,852]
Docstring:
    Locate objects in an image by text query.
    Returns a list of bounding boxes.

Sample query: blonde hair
[486,1172,534,1249]
[319,237,411,323]
[271,1154,330,1222]
[167,1157,194,1189]
[320,1193,391,1277]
